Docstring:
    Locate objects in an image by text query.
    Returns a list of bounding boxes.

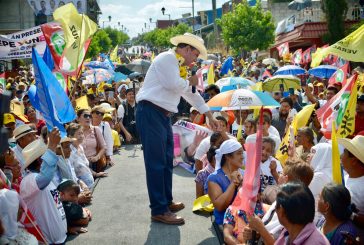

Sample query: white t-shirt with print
[20,173,67,244]
[260,157,283,191]
[246,133,281,154]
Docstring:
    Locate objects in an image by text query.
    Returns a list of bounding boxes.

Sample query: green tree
[104,27,129,47]
[217,0,275,53]
[135,23,192,49]
[86,29,112,58]
[321,0,348,44]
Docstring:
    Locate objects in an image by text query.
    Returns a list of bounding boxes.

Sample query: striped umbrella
[207,88,280,111]
[263,75,301,92]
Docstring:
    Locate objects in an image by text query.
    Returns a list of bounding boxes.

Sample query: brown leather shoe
[169,202,185,212]
[151,212,185,225]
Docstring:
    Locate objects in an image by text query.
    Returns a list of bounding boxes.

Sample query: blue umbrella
[274,65,306,76]
[215,77,255,89]
[308,65,338,79]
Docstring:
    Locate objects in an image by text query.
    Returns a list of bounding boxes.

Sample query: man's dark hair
[215,116,227,126]
[205,84,220,95]
[276,182,315,225]
[280,97,293,108]
[57,180,80,195]
[210,132,222,146]
[327,86,338,94]
[207,146,217,163]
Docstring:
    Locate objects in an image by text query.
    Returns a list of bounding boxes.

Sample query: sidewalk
[67,145,219,245]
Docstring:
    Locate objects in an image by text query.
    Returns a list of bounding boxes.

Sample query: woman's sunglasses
[83,114,91,119]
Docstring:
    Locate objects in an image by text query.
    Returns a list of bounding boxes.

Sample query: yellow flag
[10,101,28,123]
[53,3,98,72]
[236,118,243,142]
[228,69,233,77]
[311,24,364,67]
[252,82,263,119]
[207,63,215,85]
[337,79,357,138]
[75,95,89,111]
[151,52,155,61]
[332,121,342,184]
[110,45,118,62]
[276,104,316,164]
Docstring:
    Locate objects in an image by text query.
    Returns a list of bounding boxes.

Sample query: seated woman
[317,184,358,244]
[67,123,107,190]
[296,127,315,162]
[274,182,330,245]
[207,139,244,226]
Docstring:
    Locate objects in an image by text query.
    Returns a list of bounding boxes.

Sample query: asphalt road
[67,145,220,245]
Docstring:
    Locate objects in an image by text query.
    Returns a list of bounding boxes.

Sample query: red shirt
[354,114,364,136]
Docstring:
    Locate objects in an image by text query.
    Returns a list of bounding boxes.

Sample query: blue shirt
[207,168,238,225]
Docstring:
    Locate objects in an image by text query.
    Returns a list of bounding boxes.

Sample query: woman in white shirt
[67,123,107,189]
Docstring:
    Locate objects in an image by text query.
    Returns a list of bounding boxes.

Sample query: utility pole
[212,0,218,42]
[192,0,195,33]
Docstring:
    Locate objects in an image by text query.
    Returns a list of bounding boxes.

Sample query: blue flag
[220,56,233,76]
[30,48,76,137]
[42,45,54,71]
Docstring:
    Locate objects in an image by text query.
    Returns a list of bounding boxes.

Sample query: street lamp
[102,15,112,28]
[161,7,171,21]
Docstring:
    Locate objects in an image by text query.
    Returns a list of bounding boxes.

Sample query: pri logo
[335,69,344,83]
[50,31,65,56]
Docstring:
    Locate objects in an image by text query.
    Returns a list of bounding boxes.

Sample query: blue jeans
[136,101,174,216]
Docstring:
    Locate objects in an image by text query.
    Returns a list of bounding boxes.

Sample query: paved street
[67,145,220,245]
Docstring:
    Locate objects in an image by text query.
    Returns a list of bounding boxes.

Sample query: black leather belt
[139,100,174,117]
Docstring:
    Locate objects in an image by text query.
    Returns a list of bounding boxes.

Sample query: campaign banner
[27,0,86,16]
[0,26,46,60]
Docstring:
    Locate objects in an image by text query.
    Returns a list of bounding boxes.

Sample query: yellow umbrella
[262,75,301,92]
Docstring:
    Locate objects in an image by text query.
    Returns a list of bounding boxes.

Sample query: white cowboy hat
[170,33,208,60]
[13,124,36,141]
[338,136,364,164]
[22,139,47,169]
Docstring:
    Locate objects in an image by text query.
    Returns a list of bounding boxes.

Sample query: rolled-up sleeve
[154,54,190,93]
[35,149,59,190]
[182,91,210,114]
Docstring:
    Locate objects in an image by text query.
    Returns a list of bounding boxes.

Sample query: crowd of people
[0,31,363,245]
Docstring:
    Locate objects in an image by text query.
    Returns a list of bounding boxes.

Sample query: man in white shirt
[117,88,138,144]
[136,33,219,225]
[338,136,364,240]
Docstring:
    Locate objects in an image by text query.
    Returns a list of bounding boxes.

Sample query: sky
[99,0,227,38]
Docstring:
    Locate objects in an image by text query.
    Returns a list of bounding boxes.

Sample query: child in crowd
[195,146,217,198]
[103,113,121,153]
[58,180,92,235]
[260,137,283,193]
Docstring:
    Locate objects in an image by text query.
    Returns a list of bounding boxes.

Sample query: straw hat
[22,139,47,169]
[13,124,36,141]
[57,137,76,148]
[99,103,115,113]
[338,136,364,163]
[170,33,207,60]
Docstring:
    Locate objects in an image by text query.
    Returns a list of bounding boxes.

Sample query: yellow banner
[276,104,316,164]
[110,45,118,62]
[311,24,364,67]
[337,80,357,138]
[207,63,215,85]
[75,95,89,111]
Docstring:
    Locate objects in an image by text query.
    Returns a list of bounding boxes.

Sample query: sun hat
[190,107,198,113]
[170,33,208,60]
[57,137,76,148]
[338,136,364,163]
[22,139,47,169]
[91,105,106,114]
[99,103,116,113]
[3,113,15,125]
[13,124,36,141]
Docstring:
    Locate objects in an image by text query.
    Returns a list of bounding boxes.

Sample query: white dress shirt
[98,121,114,156]
[136,49,209,114]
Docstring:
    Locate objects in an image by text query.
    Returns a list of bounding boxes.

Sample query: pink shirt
[81,126,106,159]
[275,223,330,245]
